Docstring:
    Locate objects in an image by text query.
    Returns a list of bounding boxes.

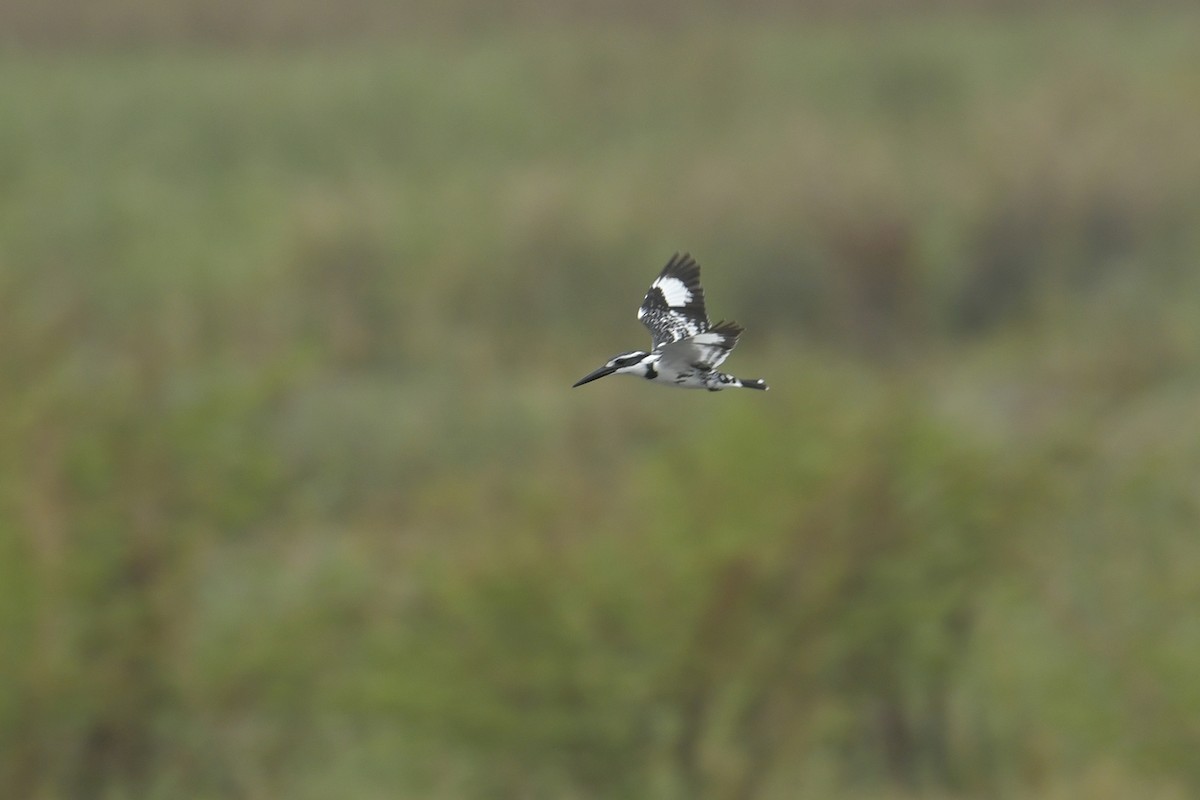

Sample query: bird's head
[572,351,650,387]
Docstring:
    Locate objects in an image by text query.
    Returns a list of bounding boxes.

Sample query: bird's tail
[736,377,768,391]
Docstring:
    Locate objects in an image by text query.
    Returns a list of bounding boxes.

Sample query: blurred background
[2,1,1199,798]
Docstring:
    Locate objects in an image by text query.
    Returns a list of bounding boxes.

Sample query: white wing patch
[690,330,732,348]
[652,276,692,308]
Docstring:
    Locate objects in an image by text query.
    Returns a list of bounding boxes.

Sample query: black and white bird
[573,253,769,391]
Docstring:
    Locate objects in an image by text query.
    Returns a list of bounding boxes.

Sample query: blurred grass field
[3,4,1200,798]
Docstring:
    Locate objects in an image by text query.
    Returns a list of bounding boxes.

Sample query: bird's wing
[657,320,743,372]
[638,253,710,350]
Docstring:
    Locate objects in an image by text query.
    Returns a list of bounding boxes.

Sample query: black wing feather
[638,253,711,349]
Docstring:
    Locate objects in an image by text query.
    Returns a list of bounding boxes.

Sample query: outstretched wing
[657,320,743,373]
[638,253,710,350]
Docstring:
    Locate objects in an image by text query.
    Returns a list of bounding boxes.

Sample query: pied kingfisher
[573,253,769,392]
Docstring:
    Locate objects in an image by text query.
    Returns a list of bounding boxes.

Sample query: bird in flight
[573,253,769,391]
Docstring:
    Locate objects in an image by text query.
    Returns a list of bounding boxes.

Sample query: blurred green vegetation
[2,4,1200,798]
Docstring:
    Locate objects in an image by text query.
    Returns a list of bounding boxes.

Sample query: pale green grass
[2,9,1199,798]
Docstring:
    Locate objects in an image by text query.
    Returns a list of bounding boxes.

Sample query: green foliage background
[2,3,1200,798]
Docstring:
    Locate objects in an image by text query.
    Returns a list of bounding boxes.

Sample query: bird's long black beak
[572,364,617,388]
